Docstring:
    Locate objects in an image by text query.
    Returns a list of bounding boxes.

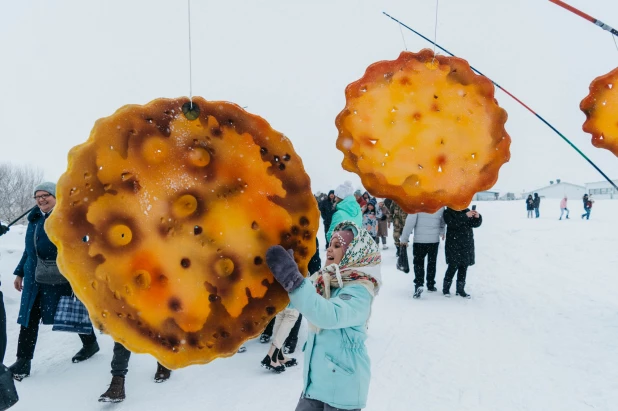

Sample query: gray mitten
[266,245,304,292]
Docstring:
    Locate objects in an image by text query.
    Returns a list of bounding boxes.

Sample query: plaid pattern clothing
[53,295,94,334]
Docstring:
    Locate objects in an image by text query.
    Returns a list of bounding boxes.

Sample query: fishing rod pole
[549,0,618,37]
[7,206,35,227]
[382,11,618,191]
[0,206,36,237]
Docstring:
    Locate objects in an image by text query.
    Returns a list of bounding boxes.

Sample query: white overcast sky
[1,0,617,194]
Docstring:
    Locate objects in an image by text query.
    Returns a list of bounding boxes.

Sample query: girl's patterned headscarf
[312,221,382,300]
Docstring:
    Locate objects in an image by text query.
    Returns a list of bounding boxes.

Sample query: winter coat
[13,208,73,327]
[401,209,445,244]
[560,198,567,209]
[327,196,363,243]
[290,279,372,410]
[526,198,534,211]
[444,208,482,267]
[307,238,322,275]
[533,195,541,208]
[362,208,381,237]
[319,197,336,230]
[377,205,390,237]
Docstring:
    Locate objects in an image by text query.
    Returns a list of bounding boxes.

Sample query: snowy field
[0,200,617,411]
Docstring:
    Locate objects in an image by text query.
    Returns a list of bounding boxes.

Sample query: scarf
[309,221,382,331]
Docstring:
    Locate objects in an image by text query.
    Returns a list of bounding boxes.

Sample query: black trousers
[0,291,6,364]
[443,265,468,289]
[111,342,132,377]
[263,314,303,344]
[412,243,439,288]
[16,291,96,360]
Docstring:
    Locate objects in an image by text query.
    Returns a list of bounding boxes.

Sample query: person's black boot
[277,348,298,368]
[72,341,100,363]
[442,280,452,297]
[283,338,298,354]
[413,285,424,299]
[154,362,172,383]
[396,246,400,258]
[99,376,126,403]
[456,281,471,299]
[427,285,438,292]
[259,333,271,344]
[261,348,285,373]
[9,358,31,381]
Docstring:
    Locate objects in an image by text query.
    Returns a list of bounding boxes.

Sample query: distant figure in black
[526,195,534,219]
[533,193,541,218]
[318,190,336,247]
[443,207,482,299]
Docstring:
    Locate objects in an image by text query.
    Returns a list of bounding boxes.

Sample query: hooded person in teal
[266,221,381,410]
[327,182,362,244]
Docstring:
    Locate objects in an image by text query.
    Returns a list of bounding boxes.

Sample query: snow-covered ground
[0,200,617,411]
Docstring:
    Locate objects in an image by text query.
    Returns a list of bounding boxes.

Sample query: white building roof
[585,179,618,185]
[527,182,585,192]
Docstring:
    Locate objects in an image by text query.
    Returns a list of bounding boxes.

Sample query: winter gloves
[266,245,304,293]
[0,224,9,237]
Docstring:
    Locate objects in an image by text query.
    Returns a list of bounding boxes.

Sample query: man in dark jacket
[318,190,336,246]
[533,193,541,218]
[443,207,482,298]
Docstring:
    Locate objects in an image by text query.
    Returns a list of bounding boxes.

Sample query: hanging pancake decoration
[581,66,618,157]
[46,97,319,369]
[335,49,511,213]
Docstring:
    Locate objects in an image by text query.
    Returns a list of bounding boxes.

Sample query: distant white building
[585,179,618,200]
[473,191,499,201]
[523,181,586,199]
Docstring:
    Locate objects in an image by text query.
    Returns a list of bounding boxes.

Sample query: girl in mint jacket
[326,196,363,244]
[266,221,381,410]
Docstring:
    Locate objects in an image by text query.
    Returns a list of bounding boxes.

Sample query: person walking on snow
[400,209,446,299]
[559,196,569,220]
[526,195,534,219]
[387,200,408,257]
[266,221,381,411]
[376,201,390,250]
[581,194,594,220]
[443,207,482,299]
[9,182,99,381]
[98,344,172,403]
[533,193,541,218]
[326,182,362,243]
[260,306,300,373]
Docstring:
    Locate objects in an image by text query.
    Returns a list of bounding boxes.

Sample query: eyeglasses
[33,194,52,200]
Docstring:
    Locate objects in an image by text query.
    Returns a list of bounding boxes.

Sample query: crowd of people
[3,180,602,410]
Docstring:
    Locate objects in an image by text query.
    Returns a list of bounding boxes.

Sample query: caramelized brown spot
[168,297,182,312]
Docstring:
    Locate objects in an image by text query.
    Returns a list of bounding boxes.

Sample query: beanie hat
[354,189,362,196]
[334,181,354,200]
[328,190,335,196]
[34,182,57,198]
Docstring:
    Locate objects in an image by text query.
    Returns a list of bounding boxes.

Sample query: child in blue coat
[266,221,381,410]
